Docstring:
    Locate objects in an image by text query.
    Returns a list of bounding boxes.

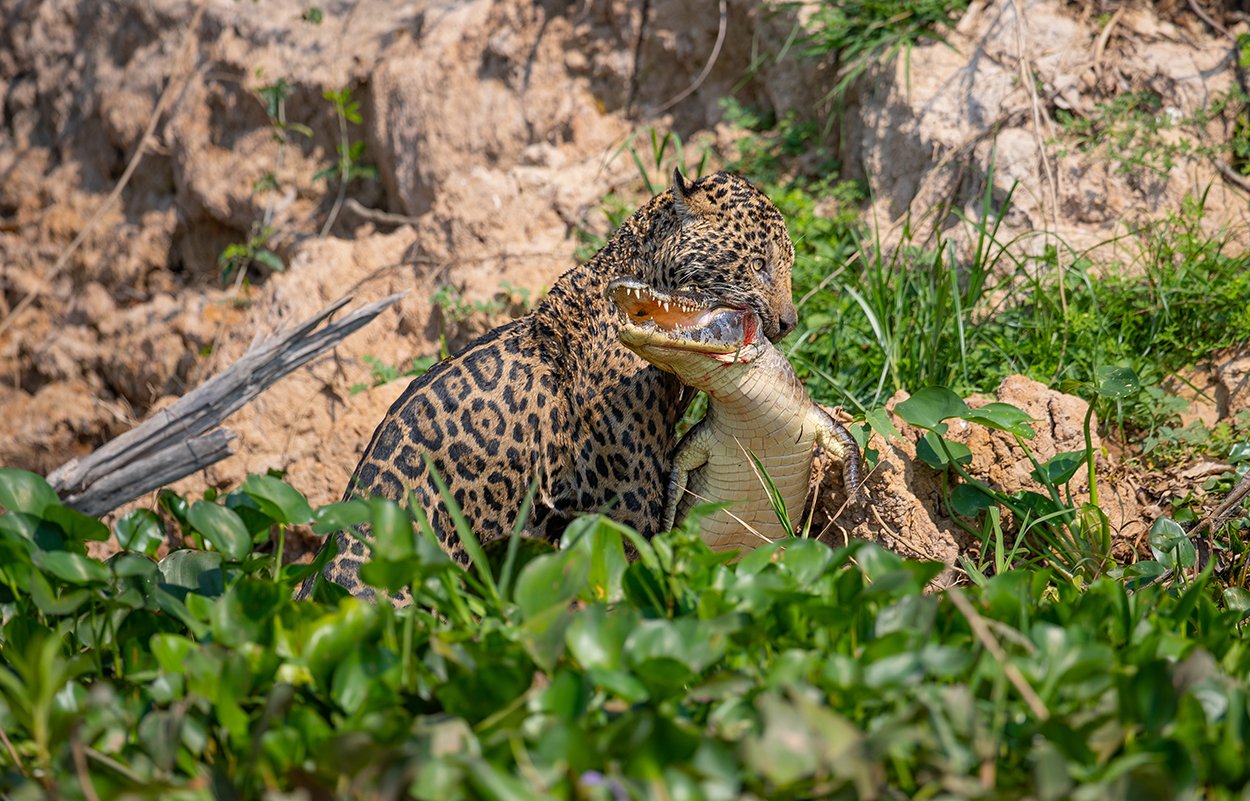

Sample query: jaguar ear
[671,167,714,220]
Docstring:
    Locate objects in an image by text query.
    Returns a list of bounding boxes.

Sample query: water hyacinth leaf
[1032,451,1087,486]
[44,505,110,542]
[0,468,59,515]
[586,667,649,703]
[150,634,198,675]
[852,541,906,582]
[1094,365,1141,399]
[114,509,165,555]
[360,547,452,592]
[950,483,994,517]
[187,501,251,560]
[158,549,225,598]
[158,489,192,533]
[1122,559,1167,590]
[222,491,277,540]
[1149,517,1196,570]
[780,538,834,585]
[515,549,590,621]
[211,579,287,647]
[32,551,110,585]
[368,497,415,560]
[961,402,1037,438]
[916,431,972,469]
[241,474,313,525]
[304,600,382,685]
[625,617,733,675]
[28,568,91,614]
[107,552,158,579]
[312,499,372,534]
[0,510,40,543]
[1223,587,1250,620]
[566,604,636,672]
[895,386,969,430]
[520,603,572,672]
[562,516,628,603]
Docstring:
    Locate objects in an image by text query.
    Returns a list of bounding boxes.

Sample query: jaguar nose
[778,306,798,338]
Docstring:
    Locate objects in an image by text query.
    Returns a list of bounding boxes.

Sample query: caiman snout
[607,277,758,356]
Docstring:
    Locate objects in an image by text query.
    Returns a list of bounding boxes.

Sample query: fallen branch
[47,292,407,516]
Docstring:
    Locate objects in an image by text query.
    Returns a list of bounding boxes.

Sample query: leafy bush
[2,466,1250,799]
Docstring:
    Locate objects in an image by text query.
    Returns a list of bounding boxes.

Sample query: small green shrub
[349,354,438,395]
[1,466,1249,798]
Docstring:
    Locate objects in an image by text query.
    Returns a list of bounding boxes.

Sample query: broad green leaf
[158,549,225,597]
[359,537,451,591]
[520,603,572,672]
[781,538,833,585]
[1149,517,1195,570]
[0,468,58,515]
[158,489,191,530]
[114,509,165,555]
[312,500,371,534]
[211,578,287,647]
[894,386,969,430]
[1094,365,1141,399]
[304,600,382,684]
[368,497,415,560]
[187,501,251,560]
[515,549,590,621]
[0,511,41,543]
[961,402,1037,438]
[625,617,734,675]
[1031,451,1087,486]
[586,668,649,703]
[562,516,627,603]
[253,248,285,273]
[1222,587,1250,620]
[150,634,198,674]
[950,483,994,517]
[43,505,109,541]
[107,552,158,579]
[242,474,313,525]
[32,551,110,585]
[567,604,637,672]
[27,569,90,614]
[864,407,900,442]
[916,431,971,469]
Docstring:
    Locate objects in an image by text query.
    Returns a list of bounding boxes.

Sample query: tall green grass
[762,169,1250,439]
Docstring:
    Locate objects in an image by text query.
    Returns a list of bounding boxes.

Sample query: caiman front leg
[810,406,864,502]
[664,422,713,531]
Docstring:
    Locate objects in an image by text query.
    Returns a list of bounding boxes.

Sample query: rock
[842,0,1250,256]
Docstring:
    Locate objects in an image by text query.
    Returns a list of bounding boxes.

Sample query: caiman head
[607,277,765,388]
[630,169,797,342]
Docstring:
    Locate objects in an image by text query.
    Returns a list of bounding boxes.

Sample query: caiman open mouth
[607,277,758,355]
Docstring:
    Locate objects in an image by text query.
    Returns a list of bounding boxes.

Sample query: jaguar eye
[752,257,770,277]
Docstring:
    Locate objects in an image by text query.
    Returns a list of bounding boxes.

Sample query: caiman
[609,277,863,551]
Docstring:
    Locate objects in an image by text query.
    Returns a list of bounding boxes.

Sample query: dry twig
[46,292,406,516]
[947,588,1050,721]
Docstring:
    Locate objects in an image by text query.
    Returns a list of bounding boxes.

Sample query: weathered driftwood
[47,292,407,516]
